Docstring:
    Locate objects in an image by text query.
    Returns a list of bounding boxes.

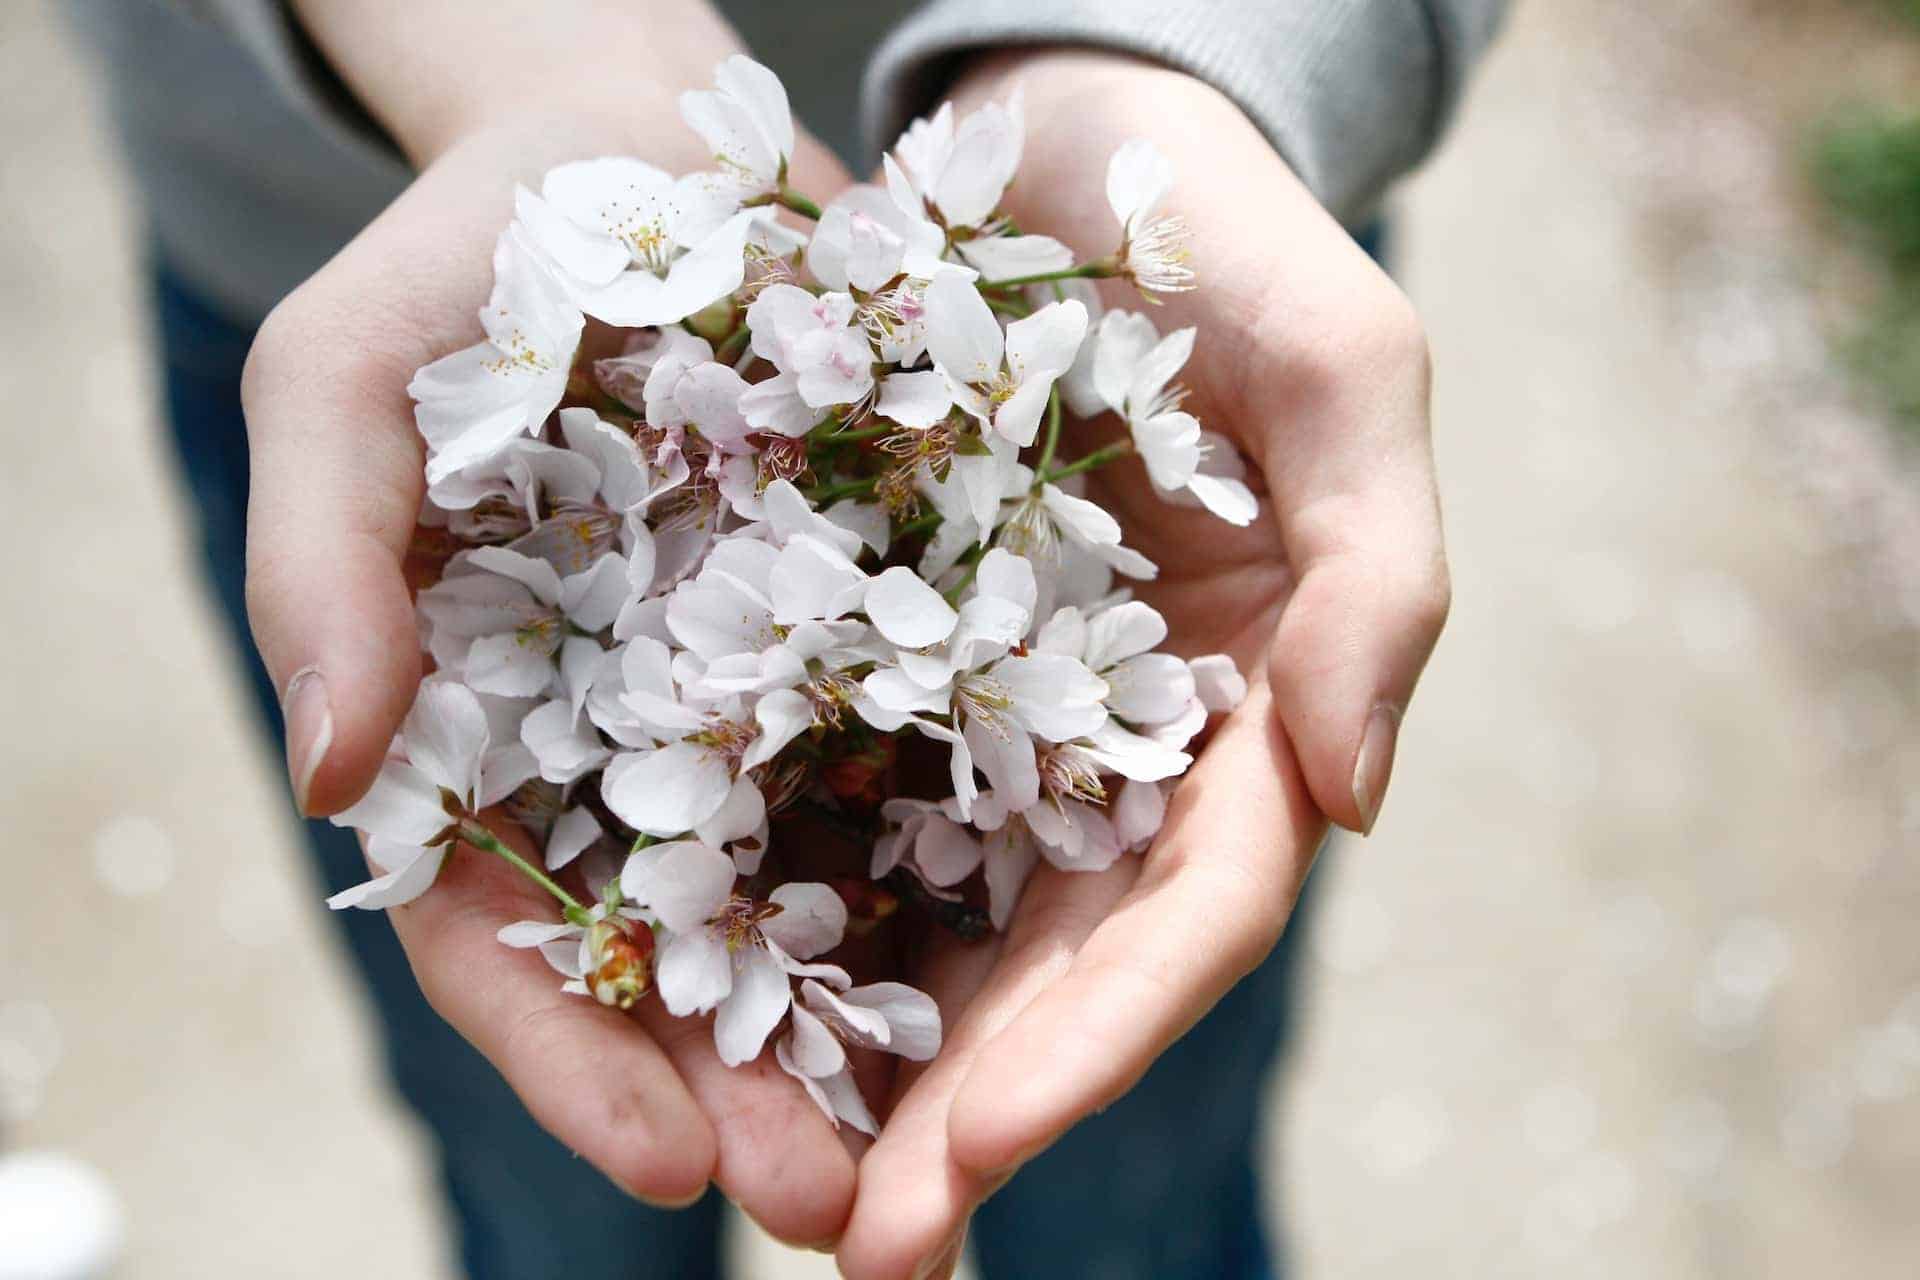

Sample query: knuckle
[1212,884,1287,980]
[499,1001,581,1080]
[1236,270,1431,426]
[1412,561,1453,640]
[239,292,309,415]
[1156,837,1290,981]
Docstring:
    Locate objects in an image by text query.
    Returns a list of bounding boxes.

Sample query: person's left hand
[833,51,1451,1279]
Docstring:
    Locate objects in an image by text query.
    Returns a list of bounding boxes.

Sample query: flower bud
[585,919,655,1010]
[821,737,896,809]
[831,878,899,938]
[686,297,738,343]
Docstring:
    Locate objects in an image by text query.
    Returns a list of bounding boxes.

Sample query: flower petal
[743,688,813,769]
[983,825,1039,931]
[913,813,983,887]
[332,761,451,847]
[1104,653,1197,725]
[1084,600,1169,670]
[602,742,733,837]
[876,369,953,428]
[714,944,791,1066]
[866,565,958,648]
[762,881,848,959]
[933,95,1023,228]
[787,1003,848,1078]
[1105,138,1173,230]
[837,982,942,1060]
[656,926,733,1016]
[1091,310,1160,414]
[402,681,492,800]
[1003,299,1087,381]
[923,271,1003,386]
[957,233,1073,282]
[1189,654,1249,712]
[622,838,735,932]
[325,841,446,911]
[496,919,579,949]
[544,804,602,871]
[1187,473,1259,526]
[1111,778,1168,850]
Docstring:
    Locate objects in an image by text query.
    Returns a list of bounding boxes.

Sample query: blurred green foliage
[1810,110,1920,429]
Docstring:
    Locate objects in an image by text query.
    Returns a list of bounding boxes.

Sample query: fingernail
[912,1227,967,1280]
[1351,703,1402,835]
[282,666,333,816]
[610,1174,705,1209]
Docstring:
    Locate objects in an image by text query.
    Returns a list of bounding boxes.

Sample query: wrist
[946,48,1252,150]
[289,0,745,167]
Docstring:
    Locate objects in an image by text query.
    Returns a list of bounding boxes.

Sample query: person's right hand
[240,3,867,1246]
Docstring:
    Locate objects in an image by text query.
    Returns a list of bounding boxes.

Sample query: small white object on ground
[0,1151,124,1280]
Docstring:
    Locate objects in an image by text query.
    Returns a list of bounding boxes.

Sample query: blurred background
[3,1,1918,1276]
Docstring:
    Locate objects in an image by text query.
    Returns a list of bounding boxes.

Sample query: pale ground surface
[2,3,1916,1279]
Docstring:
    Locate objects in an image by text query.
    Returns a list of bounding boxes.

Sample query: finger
[241,143,514,818]
[634,997,861,1249]
[1255,302,1450,833]
[943,683,1323,1178]
[835,865,1135,1280]
[387,828,717,1205]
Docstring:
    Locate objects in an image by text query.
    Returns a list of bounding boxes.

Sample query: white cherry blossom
[777,978,941,1133]
[997,481,1158,580]
[327,682,498,911]
[418,545,628,698]
[924,272,1086,448]
[1092,310,1257,525]
[515,157,758,328]
[892,94,1024,231]
[623,841,845,1065]
[410,227,583,487]
[357,59,1253,1081]
[680,55,795,196]
[1105,139,1194,295]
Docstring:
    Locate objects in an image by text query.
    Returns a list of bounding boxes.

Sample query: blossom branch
[1041,437,1135,485]
[457,818,585,915]
[978,257,1119,292]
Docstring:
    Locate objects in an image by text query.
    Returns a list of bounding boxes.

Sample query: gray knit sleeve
[163,0,394,155]
[862,0,1509,224]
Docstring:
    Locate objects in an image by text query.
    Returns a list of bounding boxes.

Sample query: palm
[830,51,1453,1280]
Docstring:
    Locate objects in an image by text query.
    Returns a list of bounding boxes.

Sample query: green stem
[1040,438,1136,485]
[979,258,1118,292]
[895,510,943,540]
[1035,386,1064,475]
[805,475,879,504]
[714,324,751,365]
[942,552,983,603]
[983,292,1033,319]
[458,819,583,914]
[776,185,823,221]
[821,421,892,444]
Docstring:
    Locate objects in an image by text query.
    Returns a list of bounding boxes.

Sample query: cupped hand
[833,51,1450,1279]
[240,92,875,1242]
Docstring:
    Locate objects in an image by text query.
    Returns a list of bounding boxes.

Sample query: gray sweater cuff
[862,0,1507,225]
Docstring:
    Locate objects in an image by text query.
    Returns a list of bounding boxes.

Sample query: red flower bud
[585,919,655,1010]
[831,878,900,937]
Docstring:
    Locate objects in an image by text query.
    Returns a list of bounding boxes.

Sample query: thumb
[1259,319,1450,835]
[240,302,427,817]
[238,129,522,817]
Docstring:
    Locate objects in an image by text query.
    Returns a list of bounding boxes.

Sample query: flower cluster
[329,57,1252,1132]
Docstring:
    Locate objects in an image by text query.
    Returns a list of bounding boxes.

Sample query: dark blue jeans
[155,263,1318,1280]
